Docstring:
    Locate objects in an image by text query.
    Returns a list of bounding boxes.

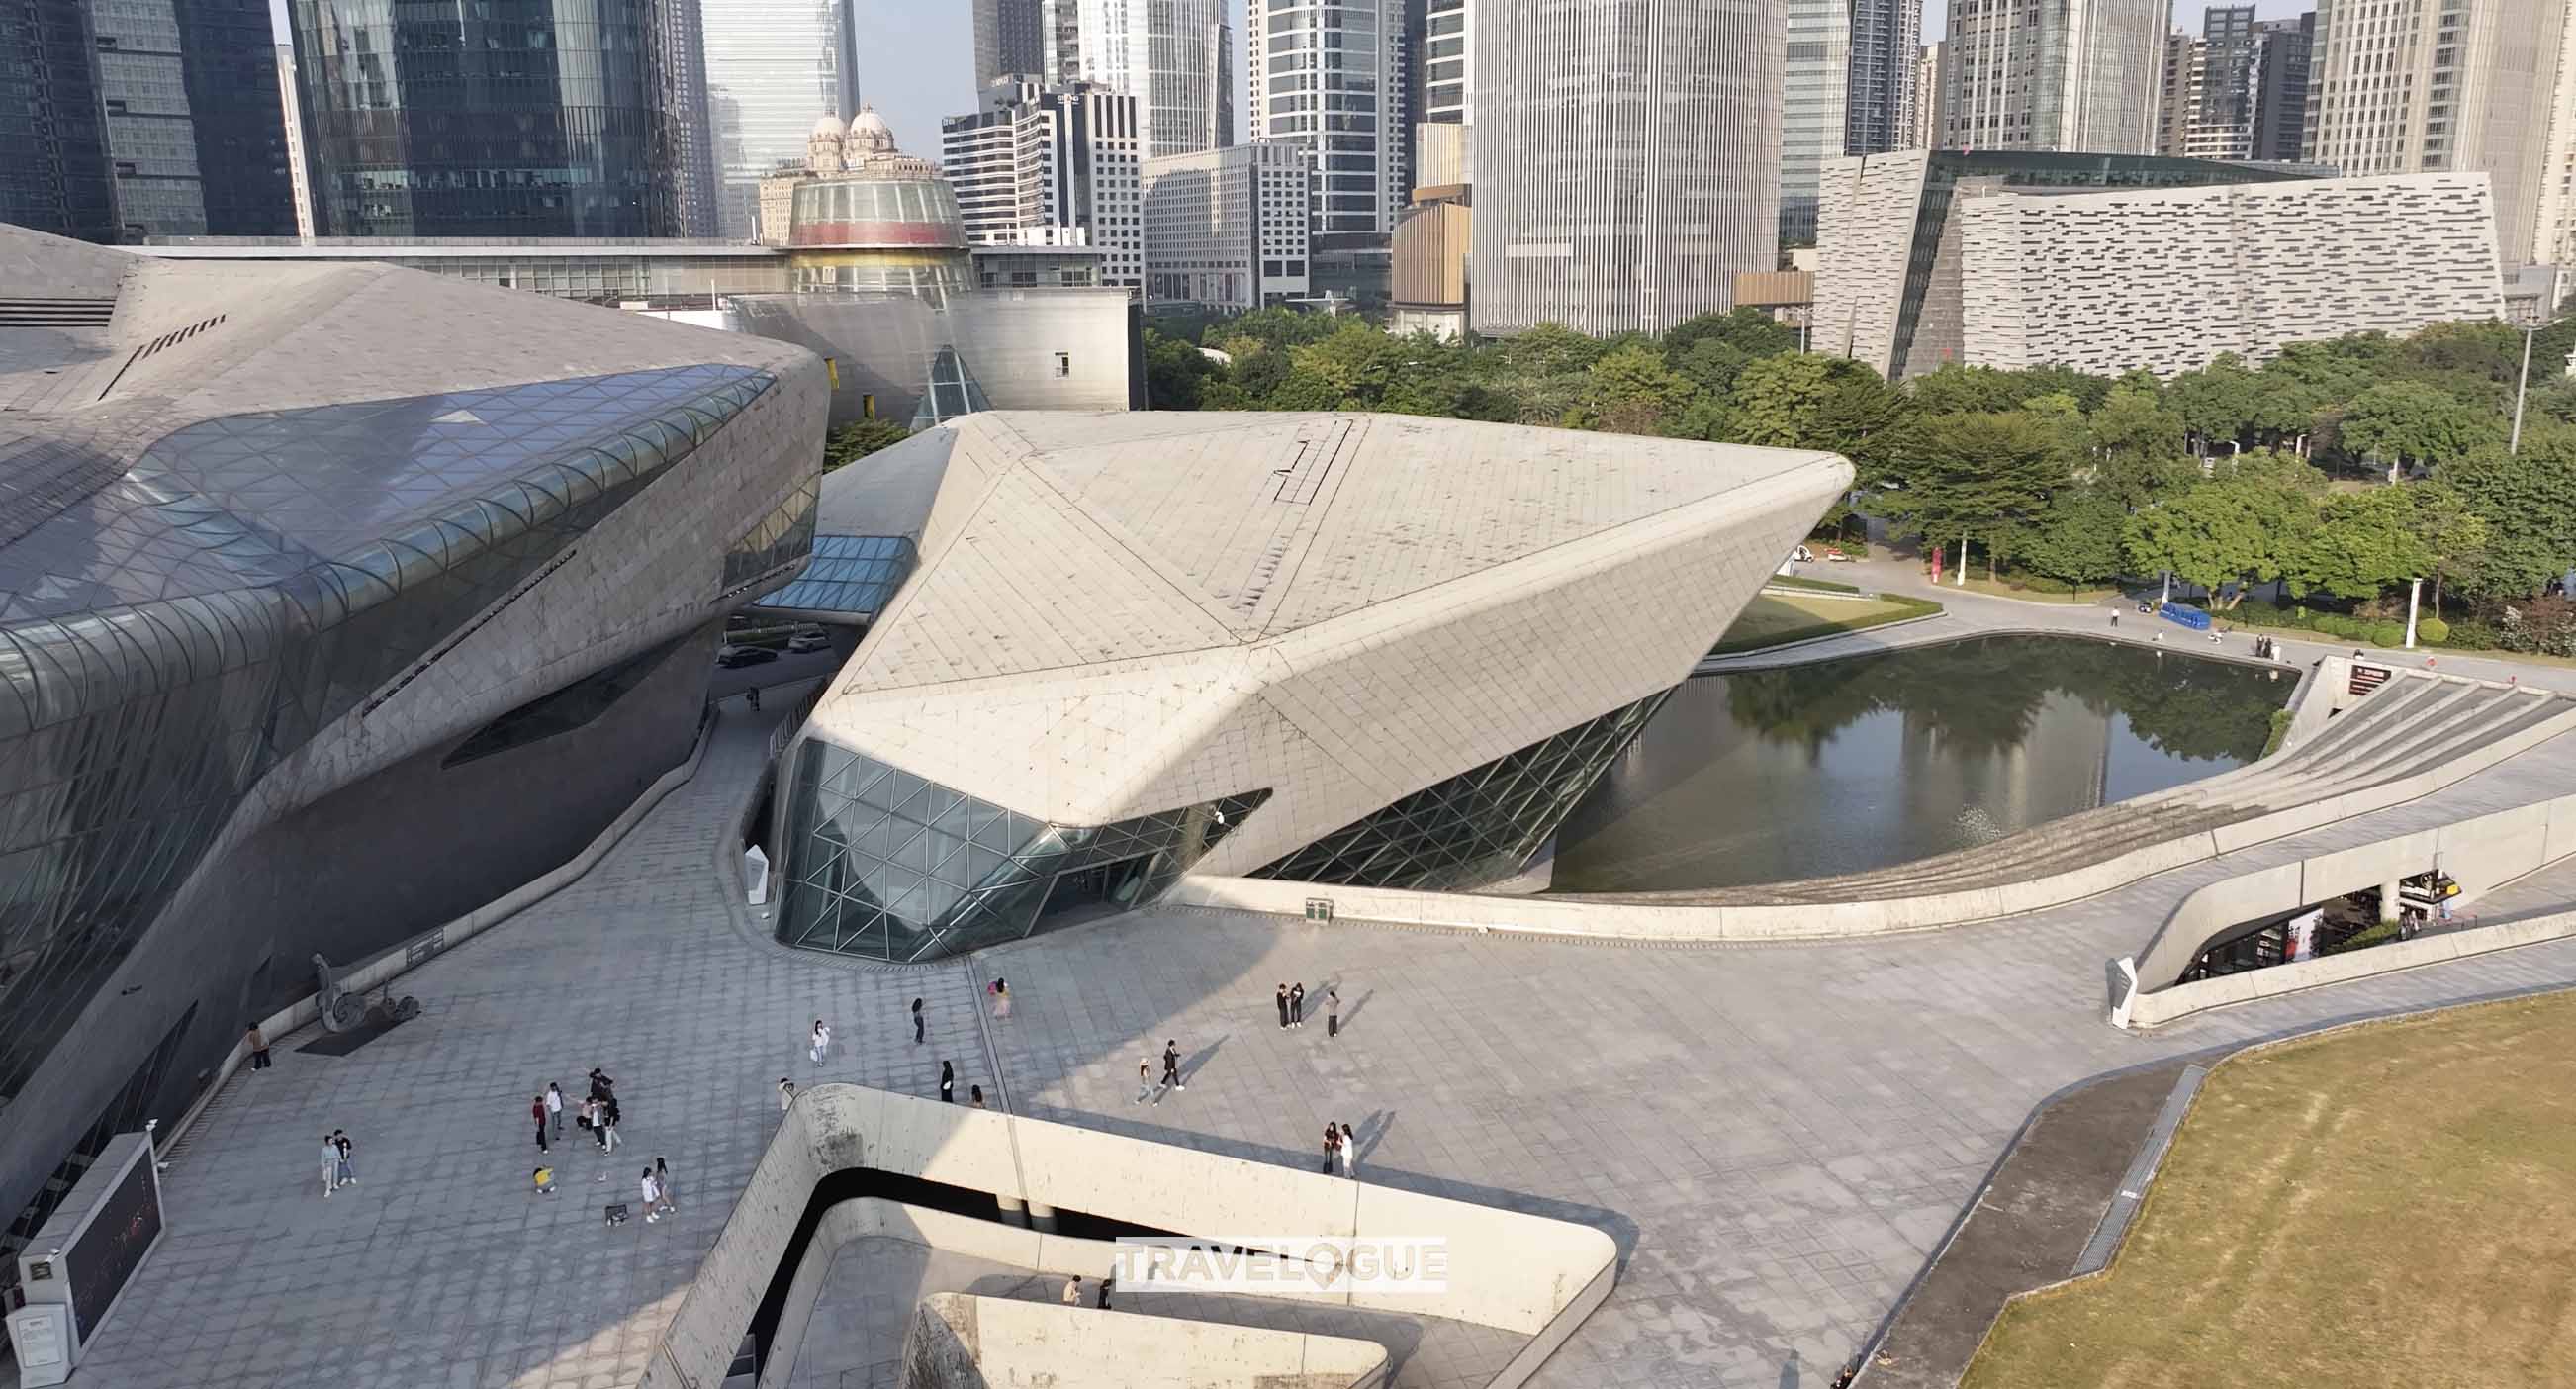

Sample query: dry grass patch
[1964,992,2576,1389]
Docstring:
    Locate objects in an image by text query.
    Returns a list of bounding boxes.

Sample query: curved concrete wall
[2131,791,2576,990]
[2124,908,2576,1029]
[649,1083,1617,1389]
[903,1293,1390,1389]
[1168,696,2576,943]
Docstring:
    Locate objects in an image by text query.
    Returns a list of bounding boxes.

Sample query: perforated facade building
[768,412,1851,963]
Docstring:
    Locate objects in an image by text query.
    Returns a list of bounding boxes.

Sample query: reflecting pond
[1549,635,2295,893]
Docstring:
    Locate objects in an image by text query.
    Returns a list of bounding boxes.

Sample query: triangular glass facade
[775,739,1270,962]
[1250,689,1675,891]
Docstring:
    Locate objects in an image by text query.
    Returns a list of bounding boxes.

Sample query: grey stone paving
[73,681,2576,1389]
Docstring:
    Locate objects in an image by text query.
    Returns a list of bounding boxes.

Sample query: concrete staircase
[1563,668,2576,910]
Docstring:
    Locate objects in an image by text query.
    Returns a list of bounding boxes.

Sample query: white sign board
[8,1303,73,1386]
[744,846,771,906]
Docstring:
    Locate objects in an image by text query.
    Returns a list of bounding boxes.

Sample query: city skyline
[239,0,2327,169]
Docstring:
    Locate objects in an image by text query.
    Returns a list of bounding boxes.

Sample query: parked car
[716,644,779,668]
[786,628,831,654]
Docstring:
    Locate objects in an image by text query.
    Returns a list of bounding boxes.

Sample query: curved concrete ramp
[646,1084,1616,1389]
[904,1293,1389,1389]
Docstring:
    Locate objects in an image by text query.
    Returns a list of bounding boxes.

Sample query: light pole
[2512,322,2536,455]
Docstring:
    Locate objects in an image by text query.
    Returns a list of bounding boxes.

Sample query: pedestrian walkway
[72,690,2576,1389]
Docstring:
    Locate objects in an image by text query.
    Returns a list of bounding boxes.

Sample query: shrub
[2369,622,2406,648]
[2314,613,2352,638]
[2416,617,2449,646]
[2444,619,2501,650]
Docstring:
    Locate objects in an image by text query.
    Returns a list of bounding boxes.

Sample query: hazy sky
[265,0,2325,162]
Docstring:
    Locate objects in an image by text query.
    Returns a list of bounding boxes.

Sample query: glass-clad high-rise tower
[291,0,680,236]
[1070,0,1231,158]
[700,0,858,238]
[1473,0,1782,334]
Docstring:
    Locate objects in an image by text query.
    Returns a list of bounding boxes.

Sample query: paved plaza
[71,651,2576,1389]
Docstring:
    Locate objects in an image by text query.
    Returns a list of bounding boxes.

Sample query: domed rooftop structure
[848,106,896,158]
[810,113,848,142]
[806,113,848,174]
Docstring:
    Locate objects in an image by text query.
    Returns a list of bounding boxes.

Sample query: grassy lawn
[1965,993,2576,1389]
[1708,590,1940,655]
[1941,573,2123,604]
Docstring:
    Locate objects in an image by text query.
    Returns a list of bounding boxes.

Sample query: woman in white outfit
[809,1019,830,1066]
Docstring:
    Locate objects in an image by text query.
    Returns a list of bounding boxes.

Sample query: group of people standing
[319,1130,355,1196]
[1275,981,1339,1038]
[531,1070,623,1155]
[1320,1121,1359,1178]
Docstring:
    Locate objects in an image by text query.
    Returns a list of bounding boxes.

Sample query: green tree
[2121,469,2319,606]
[1218,306,1337,354]
[1495,322,1608,378]
[1662,307,1797,362]
[2336,380,2498,475]
[822,419,914,472]
[1584,343,1694,435]
[2016,487,2130,592]
[1142,326,1215,410]
[2289,486,2436,600]
[2441,422,2576,599]
[1725,354,1840,447]
[1868,411,2066,578]
[1905,363,2023,415]
[2085,381,2194,507]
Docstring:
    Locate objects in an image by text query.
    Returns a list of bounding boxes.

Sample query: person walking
[1275,983,1289,1030]
[779,1077,797,1112]
[545,1082,565,1140]
[911,997,926,1045]
[640,1168,663,1225]
[532,1095,551,1152]
[1289,982,1306,1029]
[809,1019,831,1067]
[1321,1124,1340,1174]
[1159,1040,1182,1097]
[652,1156,678,1215]
[1135,1060,1153,1104]
[990,977,1011,1019]
[244,1023,271,1070]
[746,686,761,712]
[1337,1122,1357,1180]
[333,1131,357,1188]
[1325,988,1340,1040]
[599,1095,622,1153]
[939,1060,955,1104]
[320,1135,341,1198]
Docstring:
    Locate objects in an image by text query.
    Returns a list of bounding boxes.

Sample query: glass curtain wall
[290,0,680,236]
[774,739,1269,961]
[699,0,855,238]
[1251,689,1674,891]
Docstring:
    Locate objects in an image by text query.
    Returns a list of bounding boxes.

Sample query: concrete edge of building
[906,1293,1392,1389]
[646,1084,1618,1389]
[158,707,719,1153]
[2123,789,2576,1005]
[761,1204,1391,1389]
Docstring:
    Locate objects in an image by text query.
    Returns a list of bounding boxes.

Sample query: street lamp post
[2512,323,2536,455]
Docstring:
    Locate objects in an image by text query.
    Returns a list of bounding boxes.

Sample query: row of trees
[1142,308,2576,632]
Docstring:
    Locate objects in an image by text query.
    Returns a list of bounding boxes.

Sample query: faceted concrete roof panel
[995,410,1844,640]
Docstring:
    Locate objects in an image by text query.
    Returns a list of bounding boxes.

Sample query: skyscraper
[276,45,314,240]
[0,0,116,241]
[2156,6,2259,161]
[942,79,1144,289]
[0,0,290,241]
[1847,0,1923,156]
[661,0,724,237]
[1781,0,1855,244]
[2303,0,2571,268]
[1909,42,1948,149]
[974,0,1049,88]
[1474,0,1783,335]
[1248,0,1409,236]
[1070,0,1232,158]
[1942,0,2166,154]
[293,0,680,237]
[2249,13,2314,165]
[700,0,861,238]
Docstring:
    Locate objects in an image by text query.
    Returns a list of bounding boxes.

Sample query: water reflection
[1550,635,2293,892]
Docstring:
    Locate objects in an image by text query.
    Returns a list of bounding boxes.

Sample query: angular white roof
[802,412,1852,838]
